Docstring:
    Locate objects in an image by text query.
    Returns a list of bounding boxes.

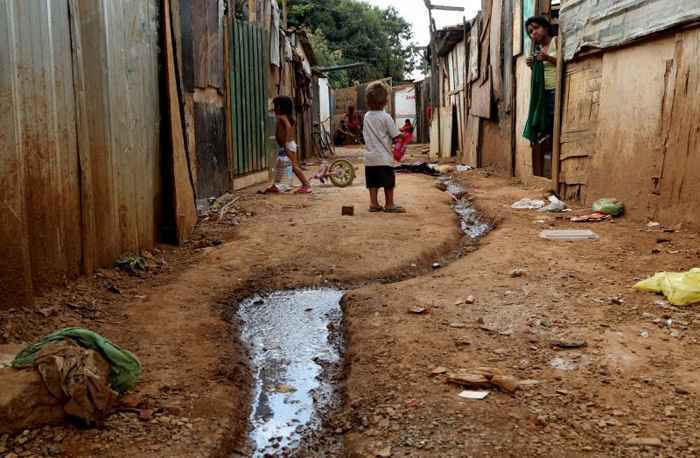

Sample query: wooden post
[163,0,198,244]
[551,29,564,193]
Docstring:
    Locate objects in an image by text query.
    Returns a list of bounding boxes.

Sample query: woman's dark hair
[525,16,554,37]
[273,96,296,125]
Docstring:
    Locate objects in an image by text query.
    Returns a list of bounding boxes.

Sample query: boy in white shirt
[362,82,405,213]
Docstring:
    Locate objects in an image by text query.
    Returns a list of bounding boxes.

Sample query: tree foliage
[288,0,418,87]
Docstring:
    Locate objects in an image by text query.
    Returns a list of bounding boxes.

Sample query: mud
[238,288,345,456]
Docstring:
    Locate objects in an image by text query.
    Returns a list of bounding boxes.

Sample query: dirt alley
[1,145,699,457]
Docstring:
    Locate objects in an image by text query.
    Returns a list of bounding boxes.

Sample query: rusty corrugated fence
[0,0,162,306]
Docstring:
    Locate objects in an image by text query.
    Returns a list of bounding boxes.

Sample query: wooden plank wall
[175,0,229,200]
[558,27,700,228]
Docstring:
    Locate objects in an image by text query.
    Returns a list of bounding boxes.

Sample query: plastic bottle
[284,156,294,188]
[274,155,293,191]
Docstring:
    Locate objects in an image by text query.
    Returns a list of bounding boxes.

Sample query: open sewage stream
[238,289,345,456]
[235,172,491,456]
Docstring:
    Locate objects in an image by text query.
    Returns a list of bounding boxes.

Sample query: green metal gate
[229,20,269,176]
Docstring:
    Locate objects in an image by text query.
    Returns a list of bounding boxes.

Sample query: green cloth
[523,60,550,144]
[12,327,141,394]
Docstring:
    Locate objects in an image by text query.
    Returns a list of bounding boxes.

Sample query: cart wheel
[329,159,355,188]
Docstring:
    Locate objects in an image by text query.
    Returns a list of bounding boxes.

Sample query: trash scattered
[432,262,442,269]
[647,221,662,228]
[571,212,611,223]
[539,195,567,213]
[592,198,625,216]
[449,322,466,328]
[456,164,473,172]
[512,198,546,210]
[408,307,428,315]
[431,367,449,375]
[458,390,490,400]
[634,268,700,306]
[549,357,577,371]
[115,255,146,275]
[341,205,355,216]
[609,296,625,305]
[447,367,522,394]
[639,329,650,338]
[539,229,599,241]
[551,340,587,349]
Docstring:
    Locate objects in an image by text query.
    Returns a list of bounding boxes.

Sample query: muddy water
[238,288,344,456]
[443,178,492,239]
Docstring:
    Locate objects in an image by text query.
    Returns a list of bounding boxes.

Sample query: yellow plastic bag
[634,268,700,306]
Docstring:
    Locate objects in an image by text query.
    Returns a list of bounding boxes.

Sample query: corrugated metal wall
[0,0,163,307]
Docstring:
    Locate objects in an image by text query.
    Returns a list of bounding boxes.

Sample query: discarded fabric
[571,212,611,223]
[538,195,567,213]
[13,328,141,394]
[393,162,441,176]
[592,198,625,216]
[34,340,117,423]
[512,198,546,210]
[634,268,700,306]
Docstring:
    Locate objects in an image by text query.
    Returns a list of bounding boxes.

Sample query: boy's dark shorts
[365,166,396,189]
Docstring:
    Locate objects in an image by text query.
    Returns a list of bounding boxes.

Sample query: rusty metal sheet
[561,0,700,61]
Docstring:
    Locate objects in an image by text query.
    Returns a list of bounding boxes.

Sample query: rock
[626,437,662,447]
[551,340,588,350]
[675,387,690,395]
[376,446,392,457]
[0,367,65,434]
[510,268,525,278]
[431,367,449,375]
[465,295,476,304]
[408,307,428,315]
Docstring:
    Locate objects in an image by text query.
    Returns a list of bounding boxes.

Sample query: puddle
[238,288,345,456]
[443,179,492,239]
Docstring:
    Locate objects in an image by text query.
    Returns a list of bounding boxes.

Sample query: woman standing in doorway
[525,15,557,176]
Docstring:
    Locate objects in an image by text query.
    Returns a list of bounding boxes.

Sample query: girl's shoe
[384,205,406,213]
[295,186,313,194]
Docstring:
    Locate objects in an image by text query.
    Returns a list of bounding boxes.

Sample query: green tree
[288,0,418,87]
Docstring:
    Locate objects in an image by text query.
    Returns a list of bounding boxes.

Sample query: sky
[364,0,481,79]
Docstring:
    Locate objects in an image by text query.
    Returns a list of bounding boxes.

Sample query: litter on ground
[511,198,545,210]
[539,229,600,241]
[634,268,700,306]
[458,390,490,400]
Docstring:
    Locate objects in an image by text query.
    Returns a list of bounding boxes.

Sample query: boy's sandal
[384,205,406,213]
[369,206,384,212]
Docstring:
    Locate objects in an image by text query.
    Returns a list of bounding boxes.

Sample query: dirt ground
[1,145,699,457]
